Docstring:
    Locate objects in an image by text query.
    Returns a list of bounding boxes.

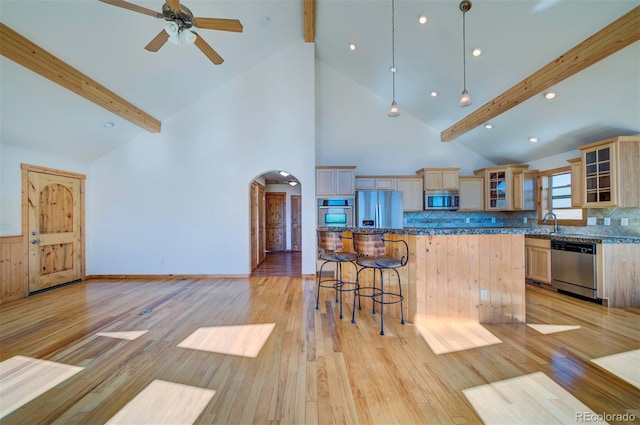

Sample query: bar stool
[353,233,408,335]
[316,231,359,322]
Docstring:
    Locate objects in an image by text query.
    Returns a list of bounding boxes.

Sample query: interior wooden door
[290,195,301,252]
[26,169,83,293]
[265,192,286,251]
[250,181,267,271]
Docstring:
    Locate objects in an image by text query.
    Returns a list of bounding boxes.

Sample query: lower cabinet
[525,237,551,284]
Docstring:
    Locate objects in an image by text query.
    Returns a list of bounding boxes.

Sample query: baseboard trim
[85,274,250,280]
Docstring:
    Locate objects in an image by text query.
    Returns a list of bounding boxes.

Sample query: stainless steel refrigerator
[356,191,404,229]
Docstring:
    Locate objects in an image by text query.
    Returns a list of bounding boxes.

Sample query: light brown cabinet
[417,168,460,190]
[396,177,424,211]
[525,237,551,284]
[513,170,538,211]
[458,176,484,211]
[579,136,640,208]
[316,166,356,197]
[566,157,584,207]
[474,164,529,211]
[355,175,423,211]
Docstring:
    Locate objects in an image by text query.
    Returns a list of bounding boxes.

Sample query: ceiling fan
[98,0,243,65]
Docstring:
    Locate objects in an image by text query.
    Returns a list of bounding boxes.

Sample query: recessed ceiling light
[103,122,114,128]
[390,66,397,73]
[418,15,428,24]
[485,123,493,129]
[543,91,556,100]
[472,48,482,57]
[430,91,438,97]
[529,137,539,143]
[348,43,357,51]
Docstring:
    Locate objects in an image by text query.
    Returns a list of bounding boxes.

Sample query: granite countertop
[317,226,640,244]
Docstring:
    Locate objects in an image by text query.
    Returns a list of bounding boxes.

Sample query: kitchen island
[319,227,531,325]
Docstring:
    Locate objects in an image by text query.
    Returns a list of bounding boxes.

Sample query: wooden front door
[265,192,286,251]
[25,166,84,293]
[290,195,301,251]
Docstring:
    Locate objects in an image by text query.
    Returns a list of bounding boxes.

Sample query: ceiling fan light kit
[98,0,242,65]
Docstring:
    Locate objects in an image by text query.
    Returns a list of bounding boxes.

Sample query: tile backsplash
[403,207,640,237]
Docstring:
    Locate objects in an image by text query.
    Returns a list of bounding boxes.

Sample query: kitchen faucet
[542,212,559,233]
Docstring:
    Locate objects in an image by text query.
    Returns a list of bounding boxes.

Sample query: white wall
[526,149,581,171]
[87,41,316,275]
[316,62,494,176]
[0,143,88,236]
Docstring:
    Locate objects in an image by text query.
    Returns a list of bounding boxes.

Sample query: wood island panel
[335,231,525,325]
[411,234,525,325]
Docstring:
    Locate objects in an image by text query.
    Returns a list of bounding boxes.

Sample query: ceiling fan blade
[193,18,243,32]
[144,30,170,52]
[193,33,224,65]
[165,0,181,12]
[98,0,162,18]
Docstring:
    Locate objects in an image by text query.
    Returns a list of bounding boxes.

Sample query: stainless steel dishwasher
[550,240,597,299]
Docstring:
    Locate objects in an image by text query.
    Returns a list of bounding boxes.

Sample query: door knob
[31,239,39,244]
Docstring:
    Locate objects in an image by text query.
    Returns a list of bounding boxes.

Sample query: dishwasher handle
[551,240,596,254]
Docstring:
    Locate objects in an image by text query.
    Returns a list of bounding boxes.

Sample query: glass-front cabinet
[579,136,640,208]
[488,170,507,209]
[584,143,613,205]
[474,164,530,211]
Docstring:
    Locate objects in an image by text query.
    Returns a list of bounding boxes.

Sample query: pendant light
[459,0,472,107]
[388,0,399,117]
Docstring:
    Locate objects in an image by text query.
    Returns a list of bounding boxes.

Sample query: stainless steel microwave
[424,190,459,211]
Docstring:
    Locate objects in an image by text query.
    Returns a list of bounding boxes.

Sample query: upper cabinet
[474,164,530,211]
[316,166,356,197]
[416,168,460,190]
[566,157,584,207]
[579,136,640,208]
[512,170,538,211]
[355,175,423,211]
[458,176,484,211]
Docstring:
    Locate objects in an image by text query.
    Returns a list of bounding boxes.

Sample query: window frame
[537,166,586,227]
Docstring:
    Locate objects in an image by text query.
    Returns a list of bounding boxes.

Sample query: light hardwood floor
[0,272,638,424]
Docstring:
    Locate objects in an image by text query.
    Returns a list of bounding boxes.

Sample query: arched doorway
[249,170,302,276]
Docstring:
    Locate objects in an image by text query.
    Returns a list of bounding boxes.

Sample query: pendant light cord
[462,10,467,91]
[391,0,396,101]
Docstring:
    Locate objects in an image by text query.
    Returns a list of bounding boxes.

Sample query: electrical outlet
[604,217,611,226]
[480,289,488,301]
[491,217,496,224]
[523,217,528,224]
[621,218,629,226]
[587,217,597,225]
[465,217,471,224]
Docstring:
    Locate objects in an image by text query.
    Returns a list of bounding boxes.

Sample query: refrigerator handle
[376,204,381,228]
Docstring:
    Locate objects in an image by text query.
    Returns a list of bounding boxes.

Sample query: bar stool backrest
[318,231,345,253]
[353,233,386,257]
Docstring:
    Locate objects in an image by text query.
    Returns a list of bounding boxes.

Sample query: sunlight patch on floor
[96,330,148,340]
[177,323,276,358]
[463,371,607,424]
[105,379,215,425]
[415,321,502,355]
[591,349,640,389]
[0,355,84,418]
[526,324,581,334]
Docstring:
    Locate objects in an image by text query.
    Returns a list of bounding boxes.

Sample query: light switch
[604,217,611,226]
[587,217,597,225]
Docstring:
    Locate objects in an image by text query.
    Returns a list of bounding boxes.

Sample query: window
[538,167,586,226]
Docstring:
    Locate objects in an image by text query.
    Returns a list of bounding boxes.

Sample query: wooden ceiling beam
[304,0,316,42]
[0,23,161,133]
[441,6,640,142]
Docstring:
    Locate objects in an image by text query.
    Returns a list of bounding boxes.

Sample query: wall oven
[317,198,354,227]
[424,190,459,211]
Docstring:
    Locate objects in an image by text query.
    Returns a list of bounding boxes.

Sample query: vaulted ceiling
[1,1,638,164]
